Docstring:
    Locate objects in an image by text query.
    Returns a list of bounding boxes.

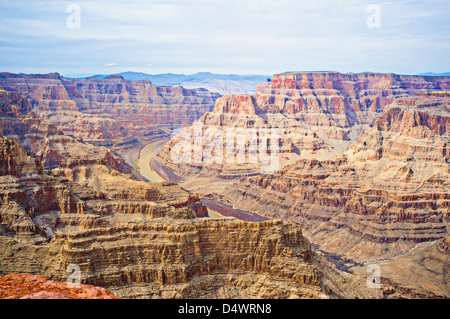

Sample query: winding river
[135,139,269,221]
[136,139,168,183]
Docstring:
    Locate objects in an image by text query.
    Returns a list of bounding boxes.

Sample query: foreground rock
[0,273,120,299]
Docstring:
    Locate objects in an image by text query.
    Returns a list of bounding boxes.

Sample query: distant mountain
[418,72,450,77]
[64,71,270,95]
[62,73,107,79]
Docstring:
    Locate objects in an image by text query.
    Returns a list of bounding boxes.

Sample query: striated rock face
[0,87,136,175]
[157,72,450,180]
[0,214,380,299]
[0,136,380,299]
[0,273,120,299]
[0,72,221,147]
[0,136,207,243]
[255,72,450,115]
[0,136,43,177]
[218,92,450,264]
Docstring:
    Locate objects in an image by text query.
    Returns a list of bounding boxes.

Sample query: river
[135,139,270,222]
[136,139,168,182]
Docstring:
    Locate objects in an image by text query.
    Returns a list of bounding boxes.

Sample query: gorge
[1,71,449,299]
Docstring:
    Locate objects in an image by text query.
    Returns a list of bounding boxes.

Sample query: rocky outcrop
[151,92,450,298]
[0,136,43,177]
[0,72,221,148]
[0,87,136,175]
[0,214,381,299]
[157,72,450,180]
[217,92,450,264]
[0,136,207,243]
[0,135,380,299]
[0,273,120,299]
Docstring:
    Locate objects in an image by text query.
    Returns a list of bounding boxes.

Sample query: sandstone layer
[0,72,221,148]
[154,78,450,298]
[213,92,450,264]
[0,87,136,175]
[0,134,381,299]
[157,72,450,180]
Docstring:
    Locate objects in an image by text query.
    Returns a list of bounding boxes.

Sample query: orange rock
[0,274,120,299]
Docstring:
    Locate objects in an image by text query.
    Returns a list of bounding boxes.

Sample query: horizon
[1,70,450,79]
[1,1,449,75]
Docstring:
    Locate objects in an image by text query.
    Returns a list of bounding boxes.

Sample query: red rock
[0,273,120,299]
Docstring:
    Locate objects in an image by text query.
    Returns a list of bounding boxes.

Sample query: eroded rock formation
[212,92,450,264]
[0,87,136,175]
[0,72,221,148]
[157,72,450,180]
[0,134,380,299]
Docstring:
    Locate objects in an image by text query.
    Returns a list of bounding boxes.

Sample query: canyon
[1,71,449,299]
[155,72,450,297]
[0,72,221,150]
[157,72,450,175]
[0,129,379,299]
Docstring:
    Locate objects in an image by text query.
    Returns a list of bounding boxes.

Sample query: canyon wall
[0,273,120,299]
[221,92,450,263]
[0,73,221,148]
[0,87,136,174]
[0,134,379,299]
[156,73,450,267]
[157,72,450,179]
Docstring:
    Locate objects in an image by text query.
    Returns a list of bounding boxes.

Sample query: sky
[0,0,449,76]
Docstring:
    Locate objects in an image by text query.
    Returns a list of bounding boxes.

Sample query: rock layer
[158,72,450,179]
[0,134,379,299]
[0,72,221,147]
[0,87,136,175]
[218,92,450,263]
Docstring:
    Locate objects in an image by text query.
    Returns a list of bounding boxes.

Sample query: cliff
[221,92,449,264]
[157,72,450,180]
[0,73,221,148]
[0,136,380,299]
[0,87,136,175]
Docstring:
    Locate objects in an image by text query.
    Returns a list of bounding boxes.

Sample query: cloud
[0,0,449,75]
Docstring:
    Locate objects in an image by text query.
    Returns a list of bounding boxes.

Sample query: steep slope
[0,87,135,174]
[220,92,450,264]
[156,72,450,180]
[351,237,450,299]
[0,136,381,299]
[81,71,270,95]
[0,72,221,148]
